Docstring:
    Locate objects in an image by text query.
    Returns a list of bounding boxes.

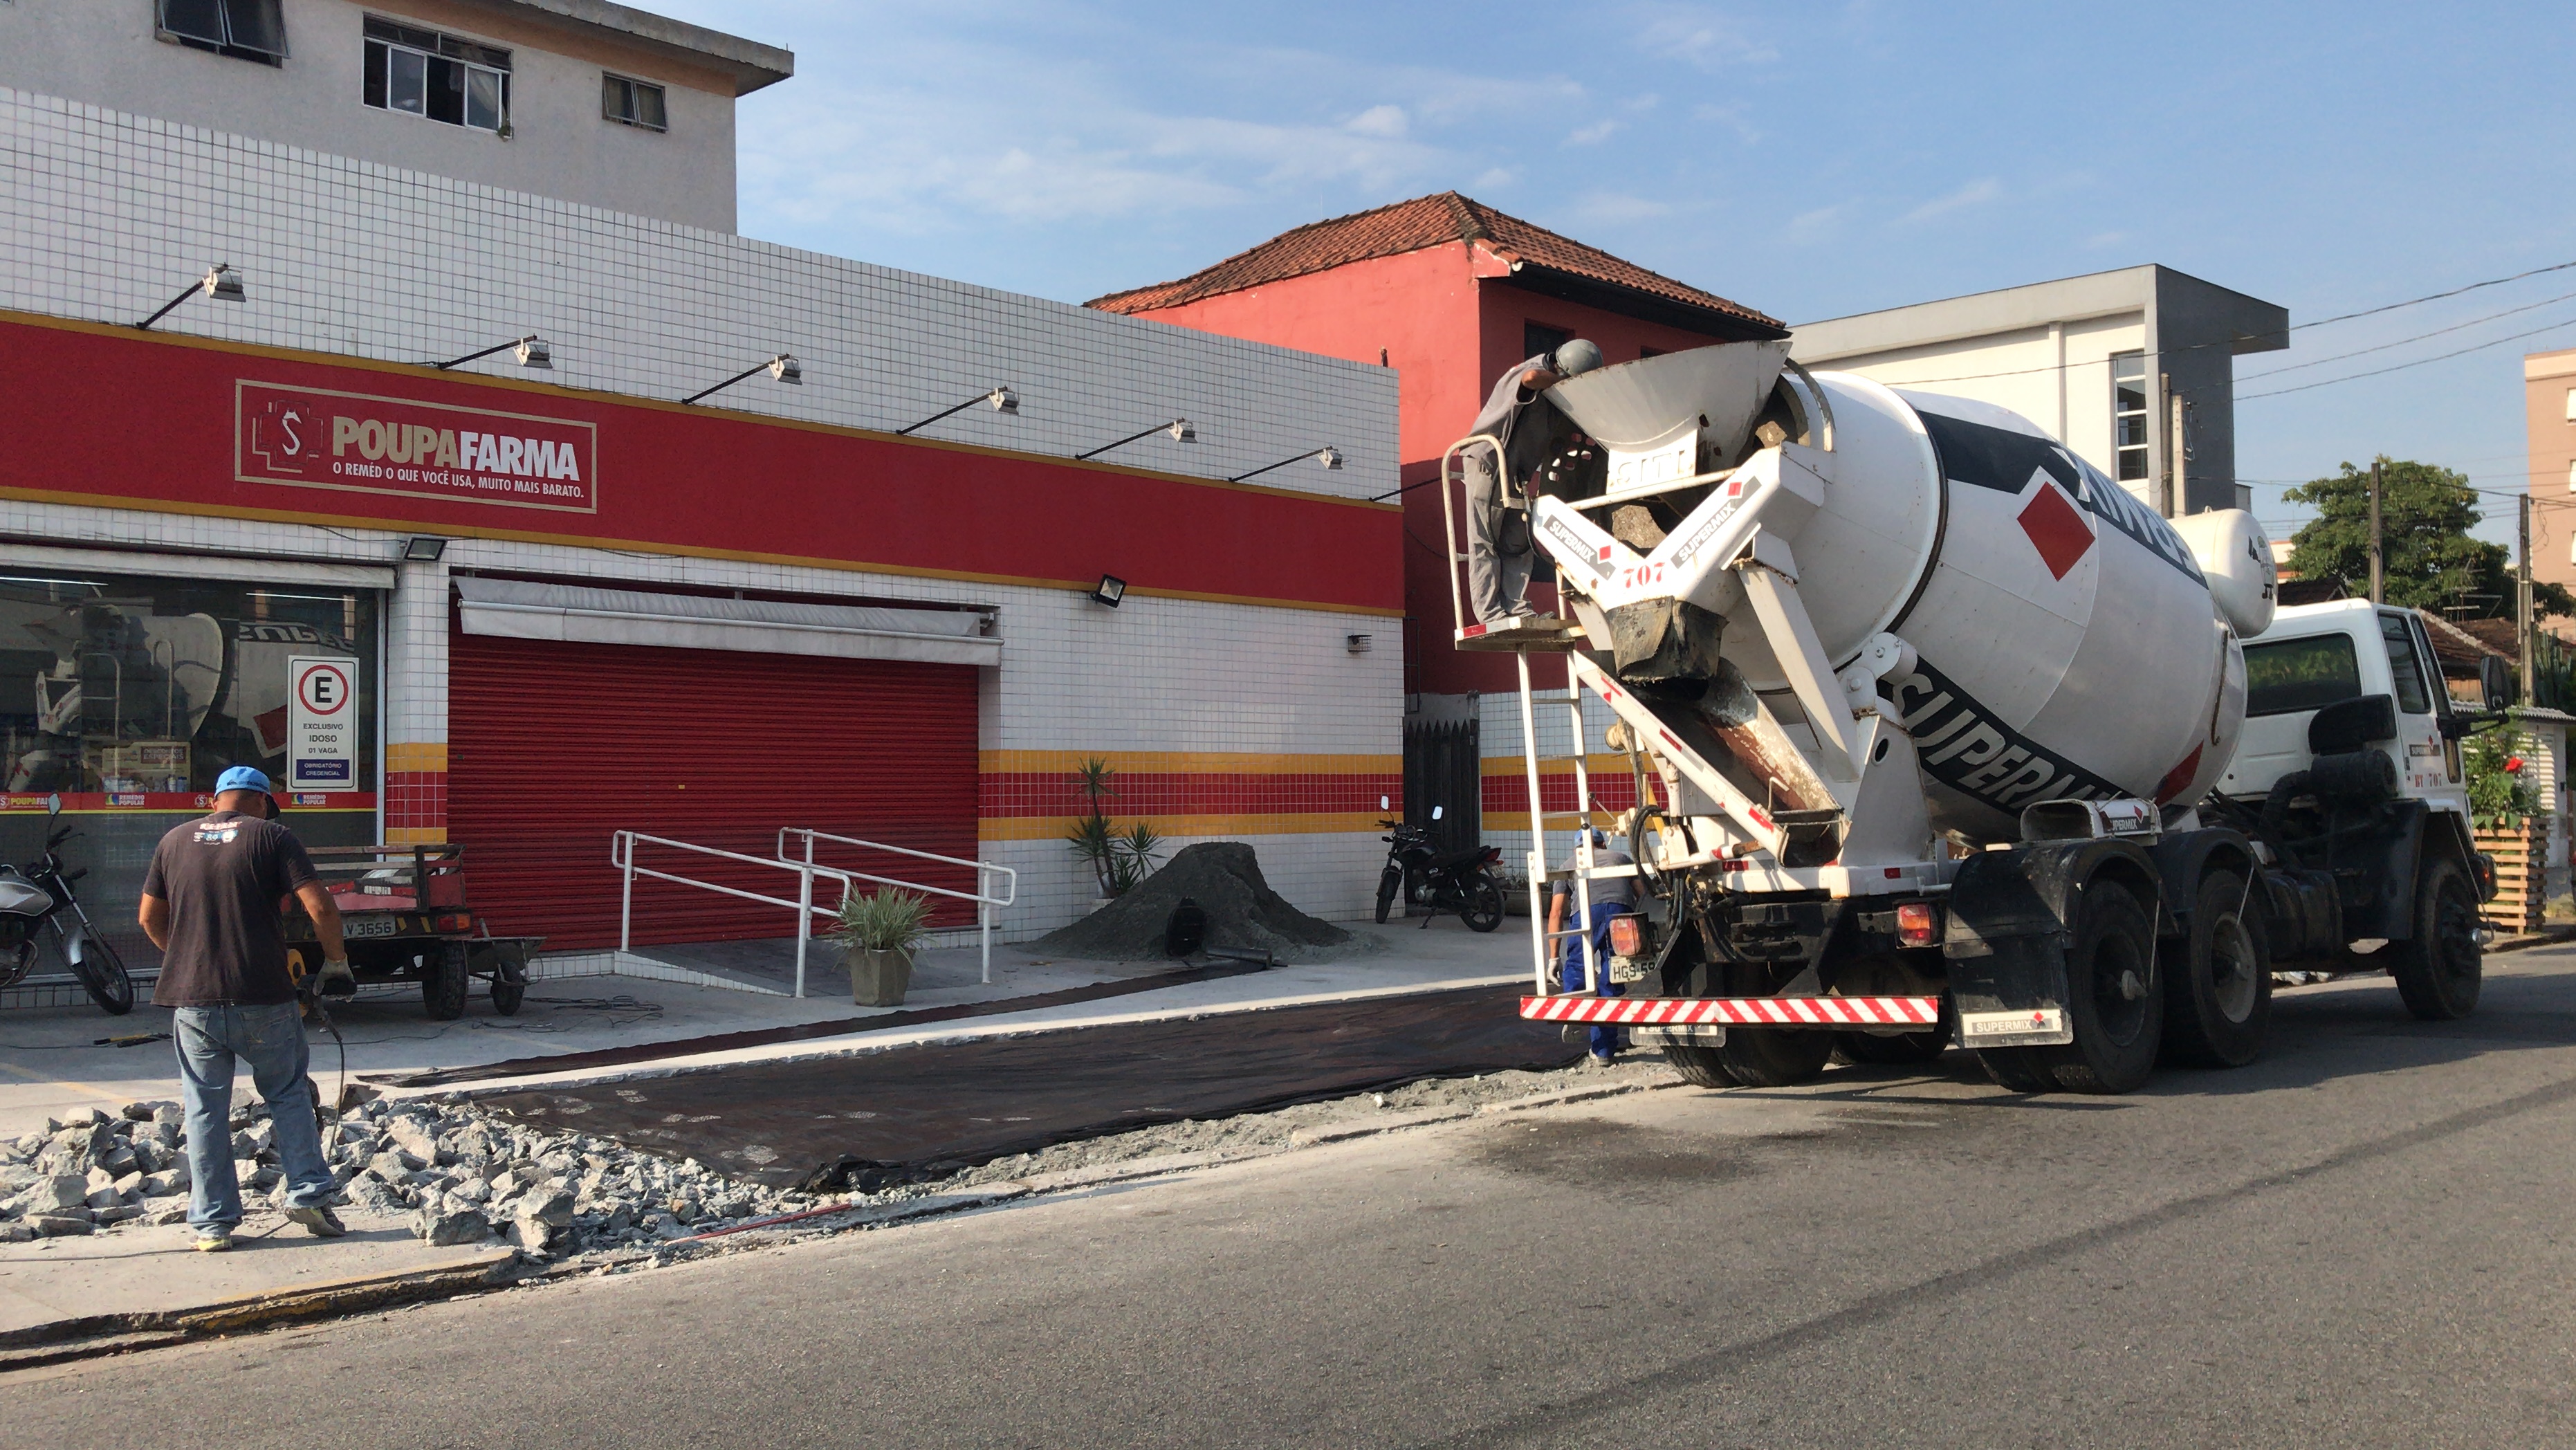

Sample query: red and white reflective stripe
[1518,995,1940,1027]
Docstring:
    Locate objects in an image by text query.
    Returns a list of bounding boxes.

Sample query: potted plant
[834,886,932,1007]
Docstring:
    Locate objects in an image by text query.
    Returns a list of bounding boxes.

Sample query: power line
[2239,313,2576,399]
[2237,286,2576,381]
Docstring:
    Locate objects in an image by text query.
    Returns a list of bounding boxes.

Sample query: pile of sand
[1034,843,1373,964]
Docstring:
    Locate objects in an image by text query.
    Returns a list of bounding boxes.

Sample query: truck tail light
[1608,915,1644,957]
[1895,901,1940,948]
[436,913,472,933]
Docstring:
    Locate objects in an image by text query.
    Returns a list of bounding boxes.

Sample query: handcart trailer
[282,843,543,1020]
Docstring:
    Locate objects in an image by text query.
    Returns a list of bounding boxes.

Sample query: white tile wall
[0,87,1399,499]
[0,86,1408,942]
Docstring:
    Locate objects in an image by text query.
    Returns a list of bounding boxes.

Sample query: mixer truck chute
[1444,342,2499,1094]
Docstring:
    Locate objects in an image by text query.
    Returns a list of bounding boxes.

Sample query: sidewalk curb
[2487,925,2576,955]
[0,1245,521,1373]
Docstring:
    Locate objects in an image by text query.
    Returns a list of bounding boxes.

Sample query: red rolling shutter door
[448,629,979,951]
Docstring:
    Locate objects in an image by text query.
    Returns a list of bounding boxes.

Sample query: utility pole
[2520,490,2536,706]
[2368,459,2384,605]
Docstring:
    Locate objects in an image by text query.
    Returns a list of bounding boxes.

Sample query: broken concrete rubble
[0,1094,807,1261]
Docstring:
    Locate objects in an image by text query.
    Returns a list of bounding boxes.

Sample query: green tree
[2283,457,2573,619]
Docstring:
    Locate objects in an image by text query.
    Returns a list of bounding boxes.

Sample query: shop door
[448,630,979,951]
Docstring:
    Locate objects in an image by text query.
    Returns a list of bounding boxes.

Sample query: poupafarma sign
[236,380,598,513]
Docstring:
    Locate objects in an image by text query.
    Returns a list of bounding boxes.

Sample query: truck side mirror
[2309,693,2398,754]
[2480,656,2512,712]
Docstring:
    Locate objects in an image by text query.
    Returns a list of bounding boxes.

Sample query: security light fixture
[433,333,551,370]
[1092,574,1127,608]
[683,353,802,405]
[1230,446,1345,484]
[134,264,244,330]
[401,535,449,562]
[1076,419,1196,461]
[899,386,1020,436]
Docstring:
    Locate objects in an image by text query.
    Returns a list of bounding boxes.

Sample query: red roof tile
[1087,192,1782,336]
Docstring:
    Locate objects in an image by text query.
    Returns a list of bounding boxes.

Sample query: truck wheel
[2039,883,2162,1094]
[1978,1047,2054,1092]
[2391,856,2482,1020]
[1374,866,1401,924]
[2162,868,2271,1068]
[422,943,470,1020]
[491,980,526,1016]
[1662,1043,1739,1088]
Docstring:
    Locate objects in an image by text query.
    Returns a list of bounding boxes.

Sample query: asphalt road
[10,951,2576,1448]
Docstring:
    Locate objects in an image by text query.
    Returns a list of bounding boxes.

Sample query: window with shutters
[362,17,510,134]
[157,0,288,66]
[602,74,667,131]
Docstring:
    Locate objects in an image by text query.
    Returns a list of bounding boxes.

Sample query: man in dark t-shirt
[138,766,351,1251]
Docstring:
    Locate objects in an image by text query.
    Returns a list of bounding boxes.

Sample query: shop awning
[452,577,1000,667]
[0,542,395,590]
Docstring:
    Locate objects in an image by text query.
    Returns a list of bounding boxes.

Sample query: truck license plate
[344,917,399,939]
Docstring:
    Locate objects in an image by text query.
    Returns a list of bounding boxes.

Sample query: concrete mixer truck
[1444,341,2499,1094]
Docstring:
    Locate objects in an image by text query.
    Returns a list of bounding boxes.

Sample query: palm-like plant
[1065,760,1164,897]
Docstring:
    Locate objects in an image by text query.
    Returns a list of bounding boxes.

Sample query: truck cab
[2219,599,2475,819]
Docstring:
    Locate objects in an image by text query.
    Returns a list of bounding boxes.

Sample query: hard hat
[1552,339,1604,378]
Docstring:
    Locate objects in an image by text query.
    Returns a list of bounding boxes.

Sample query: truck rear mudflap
[1520,995,1940,1028]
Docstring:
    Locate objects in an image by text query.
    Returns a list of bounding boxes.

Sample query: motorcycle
[0,794,137,1014]
[1373,802,1506,933]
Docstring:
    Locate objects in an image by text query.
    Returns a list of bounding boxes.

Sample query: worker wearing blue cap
[138,765,351,1251]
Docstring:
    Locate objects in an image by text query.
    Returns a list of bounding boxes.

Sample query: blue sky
[659,1,2576,551]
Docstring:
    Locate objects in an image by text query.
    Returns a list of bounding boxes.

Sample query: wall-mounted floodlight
[899,387,1020,436]
[1092,575,1127,608]
[134,264,243,331]
[434,335,551,371]
[683,353,802,405]
[1346,633,1373,654]
[401,536,449,562]
[1077,419,1195,461]
[1229,446,1344,484]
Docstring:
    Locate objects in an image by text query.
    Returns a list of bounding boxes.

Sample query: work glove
[320,957,356,996]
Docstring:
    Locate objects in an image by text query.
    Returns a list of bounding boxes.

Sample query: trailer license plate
[1959,1007,2067,1043]
[345,917,398,939]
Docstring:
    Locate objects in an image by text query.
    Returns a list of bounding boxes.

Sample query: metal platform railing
[776,829,1015,986]
[609,831,864,999]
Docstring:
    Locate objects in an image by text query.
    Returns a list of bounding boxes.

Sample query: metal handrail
[776,828,1015,984]
[610,830,862,998]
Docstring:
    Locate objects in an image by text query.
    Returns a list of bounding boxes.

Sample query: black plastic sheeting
[475,986,1576,1190]
[367,959,1271,1090]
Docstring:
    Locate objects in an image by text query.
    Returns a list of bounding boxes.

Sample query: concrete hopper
[1545,340,1792,495]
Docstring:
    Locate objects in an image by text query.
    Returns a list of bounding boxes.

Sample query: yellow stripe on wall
[386,742,449,772]
[1484,811,1621,833]
[1480,754,1636,777]
[979,811,1388,841]
[982,751,1400,775]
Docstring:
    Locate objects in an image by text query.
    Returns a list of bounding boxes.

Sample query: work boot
[194,1224,234,1253]
[285,1204,347,1238]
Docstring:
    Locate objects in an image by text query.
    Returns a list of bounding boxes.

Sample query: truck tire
[1374,865,1401,924]
[1662,1043,1739,1088]
[1715,962,1834,1087]
[2037,883,2162,1094]
[1978,1047,2054,1092]
[2162,868,2271,1068]
[423,942,470,1020]
[2391,855,2482,1021]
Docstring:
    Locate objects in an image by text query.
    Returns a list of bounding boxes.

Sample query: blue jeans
[1557,899,1627,1058]
[173,1003,334,1228]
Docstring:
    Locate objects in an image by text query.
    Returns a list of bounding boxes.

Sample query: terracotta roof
[1087,192,1784,338]
[2276,576,2348,607]
[2420,610,2508,668]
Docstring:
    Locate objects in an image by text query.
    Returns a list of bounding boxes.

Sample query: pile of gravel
[1036,842,1370,964]
[0,1096,807,1258]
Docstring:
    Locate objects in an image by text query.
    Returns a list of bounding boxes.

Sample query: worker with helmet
[1463,338,1603,622]
[1547,825,1634,1065]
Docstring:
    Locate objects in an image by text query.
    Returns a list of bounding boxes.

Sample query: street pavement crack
[1412,1067,2576,1449]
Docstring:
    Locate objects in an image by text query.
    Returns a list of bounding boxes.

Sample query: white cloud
[1346,104,1409,139]
[1785,200,1859,244]
[1564,118,1623,147]
[1628,2,1781,70]
[1571,191,1674,224]
[1472,167,1520,192]
[1899,177,2003,223]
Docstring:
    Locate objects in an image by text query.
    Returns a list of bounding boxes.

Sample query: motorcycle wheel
[1375,865,1401,925]
[67,929,136,1016]
[1461,876,1507,933]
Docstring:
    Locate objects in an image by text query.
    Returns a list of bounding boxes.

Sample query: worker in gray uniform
[1463,338,1603,623]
